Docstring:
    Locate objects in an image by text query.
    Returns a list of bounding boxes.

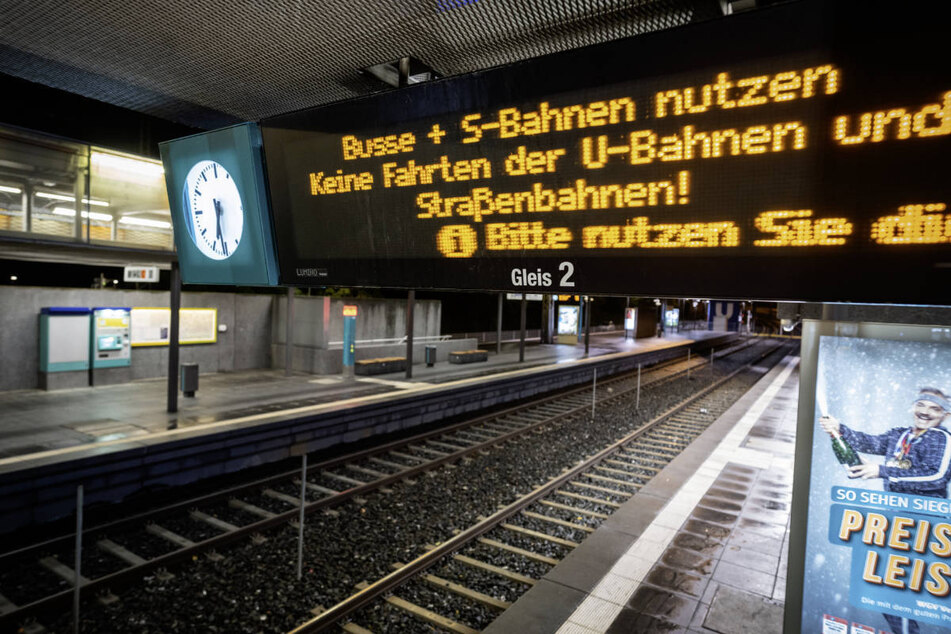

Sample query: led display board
[260,1,949,303]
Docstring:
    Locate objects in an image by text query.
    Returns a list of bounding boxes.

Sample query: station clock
[182,160,244,260]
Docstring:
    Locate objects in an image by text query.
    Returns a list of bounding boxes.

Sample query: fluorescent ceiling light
[0,185,22,194]
[51,206,113,222]
[119,216,171,229]
[92,152,164,178]
[35,191,110,207]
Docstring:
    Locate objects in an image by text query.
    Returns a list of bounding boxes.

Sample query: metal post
[518,296,527,362]
[285,286,295,376]
[73,484,83,634]
[22,182,32,233]
[591,369,597,420]
[405,290,415,378]
[398,56,411,88]
[687,349,691,379]
[584,296,591,355]
[636,364,641,410]
[342,312,356,378]
[545,294,553,344]
[83,149,91,243]
[496,292,503,355]
[297,454,307,580]
[711,348,714,370]
[73,166,84,241]
[625,296,630,340]
[167,261,180,417]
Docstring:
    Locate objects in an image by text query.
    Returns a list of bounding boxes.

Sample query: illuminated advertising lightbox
[664,308,680,329]
[557,305,580,336]
[793,328,951,633]
[624,307,636,331]
[260,0,950,303]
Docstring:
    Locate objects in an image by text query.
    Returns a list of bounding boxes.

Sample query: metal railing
[326,334,452,347]
[447,329,542,345]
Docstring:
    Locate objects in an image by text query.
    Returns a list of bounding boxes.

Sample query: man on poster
[820,387,951,634]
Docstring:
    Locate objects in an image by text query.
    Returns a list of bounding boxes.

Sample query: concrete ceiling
[0,0,736,130]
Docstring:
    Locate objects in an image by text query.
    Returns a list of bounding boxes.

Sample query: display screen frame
[789,319,951,633]
[260,0,950,304]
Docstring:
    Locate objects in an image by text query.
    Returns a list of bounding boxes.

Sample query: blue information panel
[160,123,279,286]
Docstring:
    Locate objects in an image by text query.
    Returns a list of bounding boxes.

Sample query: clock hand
[213,198,224,243]
[213,198,229,256]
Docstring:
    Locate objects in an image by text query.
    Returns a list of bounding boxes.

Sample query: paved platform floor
[486,352,799,634]
[0,331,722,461]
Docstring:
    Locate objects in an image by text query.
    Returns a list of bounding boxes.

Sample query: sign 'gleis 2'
[166,1,946,303]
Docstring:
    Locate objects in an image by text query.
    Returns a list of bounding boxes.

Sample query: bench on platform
[354,357,407,375]
[448,350,488,364]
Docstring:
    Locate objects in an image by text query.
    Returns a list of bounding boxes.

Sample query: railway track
[293,341,793,633]
[0,337,775,632]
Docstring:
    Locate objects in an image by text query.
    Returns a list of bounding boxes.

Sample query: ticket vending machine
[90,307,132,386]
[39,307,92,390]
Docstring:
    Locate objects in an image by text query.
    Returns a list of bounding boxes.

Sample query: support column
[285,286,294,376]
[405,290,415,378]
[21,182,32,233]
[496,292,503,355]
[519,296,527,362]
[584,296,591,355]
[73,170,84,241]
[167,261,180,416]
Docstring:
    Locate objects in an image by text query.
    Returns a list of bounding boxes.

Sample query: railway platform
[0,331,720,462]
[485,352,799,634]
[0,330,735,532]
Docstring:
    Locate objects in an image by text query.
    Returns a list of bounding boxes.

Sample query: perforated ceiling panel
[0,0,727,129]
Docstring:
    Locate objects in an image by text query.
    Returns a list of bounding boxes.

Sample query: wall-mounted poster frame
[130,307,218,347]
[787,319,951,634]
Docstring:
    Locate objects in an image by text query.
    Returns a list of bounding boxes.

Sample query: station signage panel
[123,266,159,283]
[259,0,950,303]
[791,323,951,633]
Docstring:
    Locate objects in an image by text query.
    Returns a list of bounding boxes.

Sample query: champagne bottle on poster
[829,429,863,471]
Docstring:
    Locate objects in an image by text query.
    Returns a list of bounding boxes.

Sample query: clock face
[182,160,244,260]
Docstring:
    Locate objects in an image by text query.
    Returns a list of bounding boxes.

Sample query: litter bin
[181,363,199,397]
[424,346,437,367]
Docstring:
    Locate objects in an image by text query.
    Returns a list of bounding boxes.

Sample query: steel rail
[0,347,734,628]
[289,343,782,633]
[0,350,697,567]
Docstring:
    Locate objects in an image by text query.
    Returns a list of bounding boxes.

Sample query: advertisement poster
[624,307,637,332]
[130,308,217,346]
[557,305,580,336]
[665,308,680,330]
[803,336,951,634]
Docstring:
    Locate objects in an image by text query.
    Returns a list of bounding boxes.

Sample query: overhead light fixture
[0,185,22,194]
[36,191,109,207]
[91,151,164,178]
[119,216,171,229]
[51,206,113,222]
[361,57,441,88]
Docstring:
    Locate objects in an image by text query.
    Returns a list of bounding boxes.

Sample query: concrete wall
[272,295,446,373]
[0,286,273,391]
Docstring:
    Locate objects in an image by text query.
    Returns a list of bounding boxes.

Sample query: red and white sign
[822,614,848,634]
[123,266,160,283]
